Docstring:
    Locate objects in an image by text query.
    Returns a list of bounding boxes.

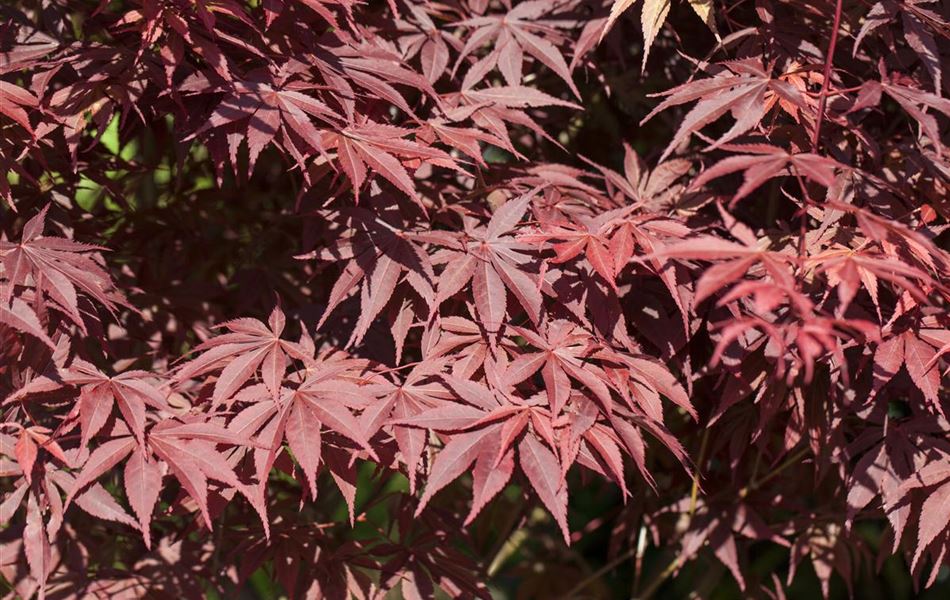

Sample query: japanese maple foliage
[0,0,948,598]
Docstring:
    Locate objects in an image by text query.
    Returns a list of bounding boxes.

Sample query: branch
[811,0,845,150]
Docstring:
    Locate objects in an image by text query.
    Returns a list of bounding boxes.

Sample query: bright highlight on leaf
[602,0,720,70]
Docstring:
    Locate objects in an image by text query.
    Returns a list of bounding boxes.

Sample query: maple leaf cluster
[0,0,948,598]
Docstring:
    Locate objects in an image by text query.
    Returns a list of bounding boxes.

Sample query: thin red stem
[811,0,845,150]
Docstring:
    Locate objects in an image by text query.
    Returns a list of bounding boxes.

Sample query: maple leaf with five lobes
[1,360,170,451]
[506,320,616,416]
[189,73,341,176]
[223,363,380,506]
[324,122,461,206]
[0,205,126,331]
[520,207,636,290]
[642,60,813,161]
[430,194,544,339]
[358,359,454,493]
[454,2,581,98]
[281,372,380,475]
[571,150,696,325]
[60,359,171,448]
[173,305,313,406]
